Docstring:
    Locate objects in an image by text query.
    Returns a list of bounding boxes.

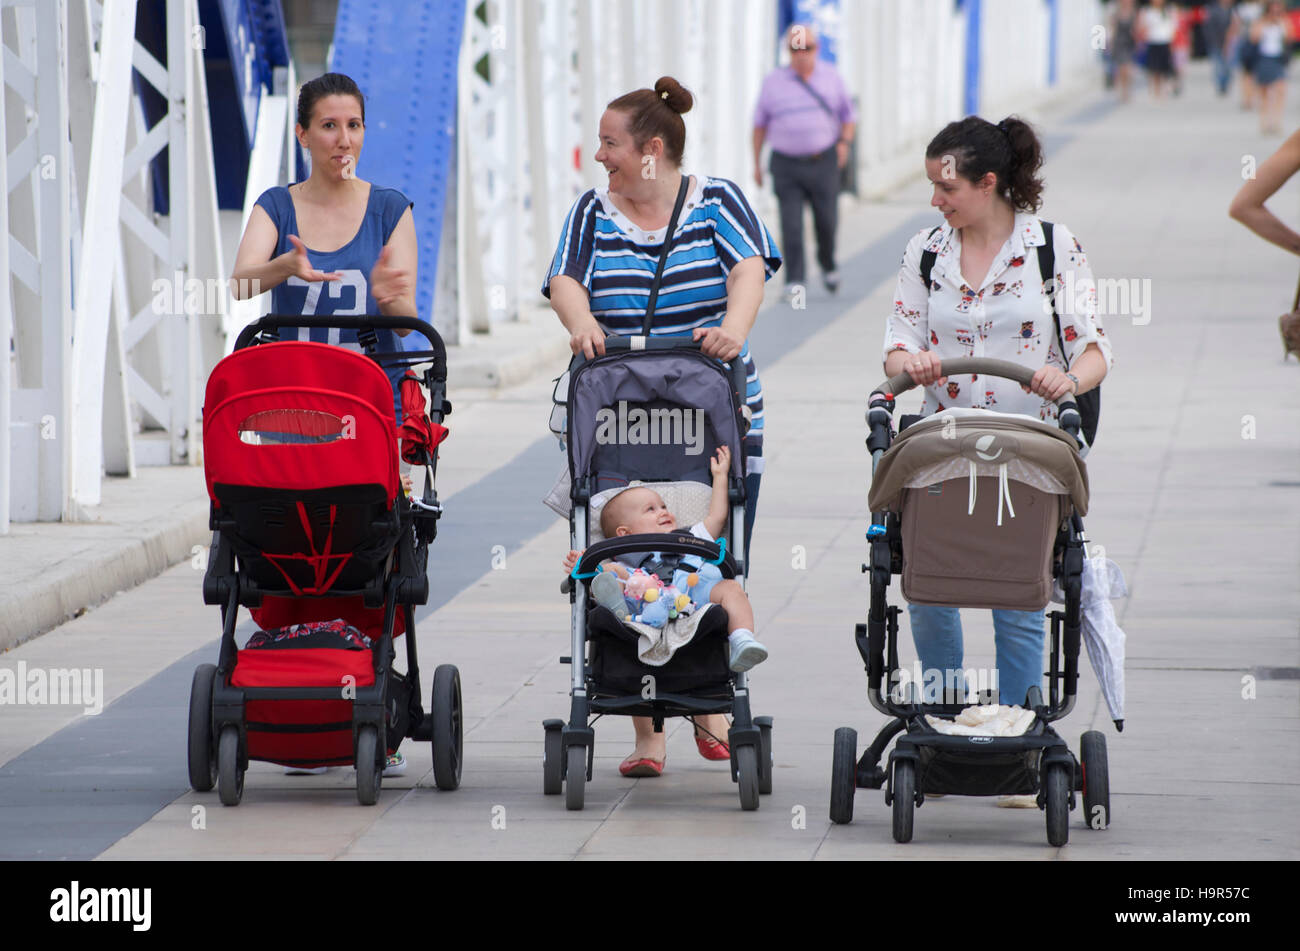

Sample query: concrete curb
[0,500,210,652]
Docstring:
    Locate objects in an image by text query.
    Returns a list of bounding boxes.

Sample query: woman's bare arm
[1229,127,1300,255]
[550,274,606,358]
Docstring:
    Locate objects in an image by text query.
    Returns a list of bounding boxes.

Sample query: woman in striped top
[544,76,780,775]
[544,76,780,550]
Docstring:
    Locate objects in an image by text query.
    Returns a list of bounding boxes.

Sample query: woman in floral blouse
[880,116,1113,789]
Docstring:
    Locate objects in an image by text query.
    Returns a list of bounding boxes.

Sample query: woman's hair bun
[654,76,694,115]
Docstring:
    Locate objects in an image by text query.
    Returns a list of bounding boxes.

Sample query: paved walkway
[1,63,1297,860]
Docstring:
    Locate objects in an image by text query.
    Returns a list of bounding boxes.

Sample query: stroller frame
[831,358,1110,845]
[188,315,463,806]
[544,337,773,811]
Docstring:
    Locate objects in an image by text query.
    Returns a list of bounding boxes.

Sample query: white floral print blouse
[882,213,1114,421]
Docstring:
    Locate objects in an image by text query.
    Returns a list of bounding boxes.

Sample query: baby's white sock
[728,628,756,645]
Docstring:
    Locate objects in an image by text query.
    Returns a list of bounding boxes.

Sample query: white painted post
[0,9,10,533]
[35,0,73,520]
[165,0,196,465]
[70,0,137,509]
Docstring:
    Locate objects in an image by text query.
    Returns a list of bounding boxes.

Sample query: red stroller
[187,315,461,805]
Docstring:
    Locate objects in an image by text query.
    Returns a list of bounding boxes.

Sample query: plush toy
[672,561,723,608]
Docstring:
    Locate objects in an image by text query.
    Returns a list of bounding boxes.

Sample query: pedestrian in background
[752,23,856,298]
[1232,0,1264,110]
[1108,0,1140,103]
[1137,0,1178,98]
[1251,1,1292,134]
[1204,0,1237,97]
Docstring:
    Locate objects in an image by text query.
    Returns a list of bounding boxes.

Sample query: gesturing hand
[284,234,342,283]
[370,244,412,308]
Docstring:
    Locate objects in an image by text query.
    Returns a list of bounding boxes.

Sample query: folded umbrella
[398,371,448,466]
[1052,555,1127,730]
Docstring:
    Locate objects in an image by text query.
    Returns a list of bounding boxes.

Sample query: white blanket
[621,604,717,667]
[926,704,1036,737]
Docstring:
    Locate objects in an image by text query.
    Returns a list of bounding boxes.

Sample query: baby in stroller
[562,444,768,674]
[546,336,773,809]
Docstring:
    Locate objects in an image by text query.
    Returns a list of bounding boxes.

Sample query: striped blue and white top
[542,176,781,474]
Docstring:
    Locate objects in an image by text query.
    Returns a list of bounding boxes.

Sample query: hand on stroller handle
[570,335,751,407]
[868,356,1083,442]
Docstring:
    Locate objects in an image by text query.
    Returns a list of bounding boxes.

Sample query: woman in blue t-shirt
[230,72,417,422]
[228,72,416,777]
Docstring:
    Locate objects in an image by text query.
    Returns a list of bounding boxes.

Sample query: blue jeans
[907,603,1045,707]
[1209,47,1232,95]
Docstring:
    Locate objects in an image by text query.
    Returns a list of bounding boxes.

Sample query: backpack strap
[1037,221,1068,362]
[918,226,942,290]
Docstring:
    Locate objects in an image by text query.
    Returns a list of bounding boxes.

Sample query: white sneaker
[284,765,329,776]
[382,751,407,777]
[996,794,1039,808]
[728,633,768,672]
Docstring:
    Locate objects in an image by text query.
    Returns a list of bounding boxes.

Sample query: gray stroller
[544,336,772,811]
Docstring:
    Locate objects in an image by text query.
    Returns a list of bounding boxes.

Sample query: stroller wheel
[1080,731,1110,830]
[217,726,244,807]
[564,745,586,811]
[431,665,463,791]
[891,759,915,843]
[543,725,563,795]
[355,725,381,806]
[757,718,774,796]
[187,664,217,792]
[1045,763,1070,846]
[736,744,760,811]
[829,727,857,825]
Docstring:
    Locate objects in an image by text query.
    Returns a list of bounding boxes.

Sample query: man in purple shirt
[753,24,857,296]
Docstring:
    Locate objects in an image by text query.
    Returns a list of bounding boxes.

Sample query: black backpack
[919,221,1100,447]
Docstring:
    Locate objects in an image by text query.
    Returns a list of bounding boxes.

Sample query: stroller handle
[867,357,1082,444]
[236,315,447,382]
[575,335,750,415]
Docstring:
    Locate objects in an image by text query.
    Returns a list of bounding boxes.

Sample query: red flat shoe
[619,757,664,778]
[695,734,730,761]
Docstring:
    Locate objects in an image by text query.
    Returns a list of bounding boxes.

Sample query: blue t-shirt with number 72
[254,183,413,421]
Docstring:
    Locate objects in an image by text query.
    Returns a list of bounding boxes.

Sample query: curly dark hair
[925,115,1044,212]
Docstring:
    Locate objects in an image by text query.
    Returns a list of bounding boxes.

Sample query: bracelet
[1066,372,1080,395]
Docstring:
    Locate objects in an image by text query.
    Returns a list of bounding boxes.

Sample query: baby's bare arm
[704,446,731,539]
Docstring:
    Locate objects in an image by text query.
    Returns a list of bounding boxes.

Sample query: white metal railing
[454,0,1103,331]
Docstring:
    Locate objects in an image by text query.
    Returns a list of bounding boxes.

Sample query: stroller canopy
[869,410,1089,516]
[204,341,400,505]
[568,350,745,489]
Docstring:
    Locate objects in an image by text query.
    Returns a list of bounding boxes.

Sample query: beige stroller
[830,357,1110,846]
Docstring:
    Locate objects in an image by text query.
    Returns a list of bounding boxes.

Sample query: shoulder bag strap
[642,175,691,335]
[794,73,840,127]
